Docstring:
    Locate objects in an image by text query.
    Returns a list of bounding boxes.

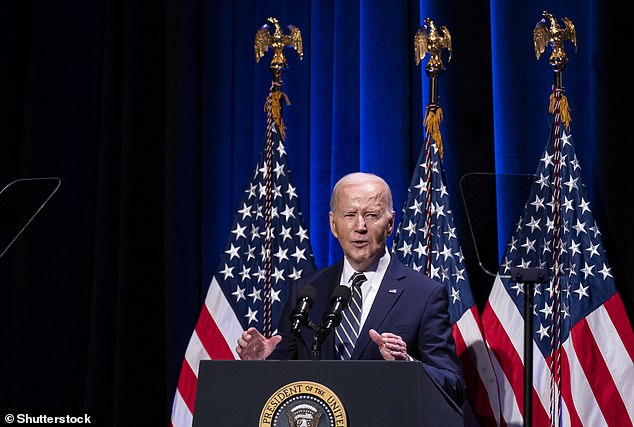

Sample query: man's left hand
[369,329,409,360]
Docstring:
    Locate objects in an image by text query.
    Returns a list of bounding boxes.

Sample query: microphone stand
[311,324,329,360]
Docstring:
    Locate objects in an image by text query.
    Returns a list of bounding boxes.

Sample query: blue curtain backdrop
[1,0,631,425]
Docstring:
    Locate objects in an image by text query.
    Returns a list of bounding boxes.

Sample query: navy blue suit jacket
[269,256,467,406]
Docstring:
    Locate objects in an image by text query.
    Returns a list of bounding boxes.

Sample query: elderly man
[236,172,466,406]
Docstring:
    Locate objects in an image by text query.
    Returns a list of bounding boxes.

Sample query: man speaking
[236,172,466,406]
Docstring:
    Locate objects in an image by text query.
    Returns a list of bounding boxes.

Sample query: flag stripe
[198,277,241,359]
[563,325,606,426]
[456,307,501,425]
[574,316,630,426]
[483,278,525,413]
[170,388,193,427]
[602,293,634,362]
[558,342,585,427]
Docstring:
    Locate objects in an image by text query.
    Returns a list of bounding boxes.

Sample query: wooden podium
[193,360,463,426]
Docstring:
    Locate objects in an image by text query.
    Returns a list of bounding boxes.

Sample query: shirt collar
[341,248,391,285]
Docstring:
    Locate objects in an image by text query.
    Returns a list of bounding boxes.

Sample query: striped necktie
[335,272,367,360]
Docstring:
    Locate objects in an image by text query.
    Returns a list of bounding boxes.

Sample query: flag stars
[398,241,413,258]
[403,220,417,237]
[511,281,524,295]
[288,267,303,281]
[536,323,550,340]
[536,173,550,190]
[270,288,282,304]
[280,225,292,241]
[272,185,282,200]
[286,184,298,200]
[585,242,600,258]
[273,246,289,262]
[580,262,595,279]
[275,141,286,157]
[561,303,570,319]
[250,224,260,241]
[562,196,574,213]
[254,266,266,282]
[531,195,545,212]
[291,247,307,263]
[272,266,285,283]
[413,242,427,258]
[296,226,309,243]
[439,244,453,261]
[444,226,457,240]
[521,237,537,253]
[572,219,587,236]
[569,240,581,257]
[541,151,554,169]
[574,283,590,300]
[238,203,252,220]
[508,236,518,253]
[432,201,446,219]
[409,199,423,216]
[599,263,613,280]
[526,216,541,232]
[248,287,262,303]
[578,197,591,214]
[245,245,256,261]
[239,265,251,282]
[231,223,247,240]
[225,243,240,260]
[589,222,601,238]
[246,183,257,199]
[273,161,285,178]
[453,268,466,283]
[232,285,246,302]
[539,301,553,317]
[281,204,296,221]
[414,177,426,194]
[561,131,572,147]
[450,286,461,303]
[245,307,258,325]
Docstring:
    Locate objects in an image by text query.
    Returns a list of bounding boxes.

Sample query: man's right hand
[236,326,282,360]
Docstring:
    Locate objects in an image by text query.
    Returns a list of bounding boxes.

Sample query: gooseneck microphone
[321,285,352,332]
[290,285,317,335]
[312,285,352,360]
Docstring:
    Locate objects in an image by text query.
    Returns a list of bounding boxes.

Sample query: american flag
[481,86,634,426]
[170,90,317,427]
[392,105,502,426]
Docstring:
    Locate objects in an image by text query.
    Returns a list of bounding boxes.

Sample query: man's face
[329,181,395,271]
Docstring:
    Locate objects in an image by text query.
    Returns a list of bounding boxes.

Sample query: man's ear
[386,211,395,234]
[329,211,338,238]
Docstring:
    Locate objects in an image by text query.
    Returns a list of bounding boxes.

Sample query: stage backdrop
[1,0,631,425]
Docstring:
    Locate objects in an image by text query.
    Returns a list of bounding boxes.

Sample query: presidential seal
[259,380,347,427]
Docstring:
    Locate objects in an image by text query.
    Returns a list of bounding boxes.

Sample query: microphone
[290,285,317,335]
[321,285,352,332]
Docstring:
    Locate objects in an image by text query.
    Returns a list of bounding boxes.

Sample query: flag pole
[532,11,576,426]
[413,18,452,273]
[254,17,303,337]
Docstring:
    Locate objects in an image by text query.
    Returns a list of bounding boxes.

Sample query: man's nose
[353,214,367,229]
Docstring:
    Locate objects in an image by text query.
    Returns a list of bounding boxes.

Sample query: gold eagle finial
[534,11,576,71]
[254,17,303,73]
[414,18,452,76]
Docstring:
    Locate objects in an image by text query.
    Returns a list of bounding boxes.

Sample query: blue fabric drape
[1,0,631,424]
